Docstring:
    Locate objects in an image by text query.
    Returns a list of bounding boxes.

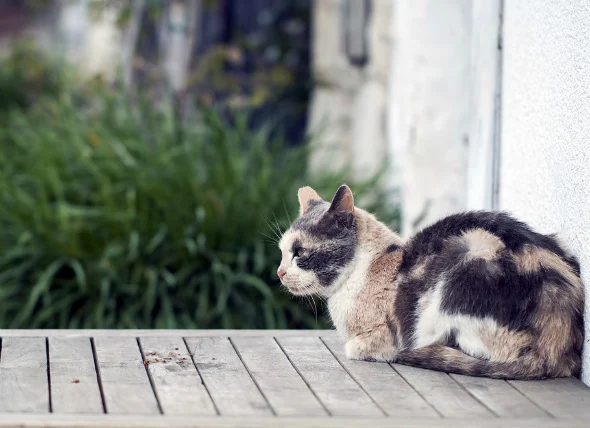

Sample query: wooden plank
[0,329,338,338]
[393,364,494,418]
[0,415,587,428]
[0,337,49,413]
[277,336,382,417]
[48,337,103,414]
[450,374,547,418]
[92,337,159,415]
[139,337,216,416]
[230,336,326,416]
[509,377,590,419]
[185,337,272,416]
[322,336,439,417]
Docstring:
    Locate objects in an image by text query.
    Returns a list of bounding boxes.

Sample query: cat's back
[399,210,579,274]
[396,210,583,335]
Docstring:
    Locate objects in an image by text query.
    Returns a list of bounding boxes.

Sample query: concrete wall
[500,1,590,383]
[467,0,502,211]
[389,0,471,235]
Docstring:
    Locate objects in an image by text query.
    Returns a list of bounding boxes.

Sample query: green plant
[0,39,70,115]
[0,85,399,329]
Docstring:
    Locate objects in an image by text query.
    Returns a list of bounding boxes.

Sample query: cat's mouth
[285,284,313,295]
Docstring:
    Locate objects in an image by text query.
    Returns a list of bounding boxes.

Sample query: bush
[0,40,69,115]
[0,86,399,329]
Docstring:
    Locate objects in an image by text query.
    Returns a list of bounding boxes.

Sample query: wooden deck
[0,330,589,427]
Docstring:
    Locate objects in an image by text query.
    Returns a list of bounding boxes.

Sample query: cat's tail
[395,345,579,380]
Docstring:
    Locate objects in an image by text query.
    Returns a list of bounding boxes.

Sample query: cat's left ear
[328,184,355,215]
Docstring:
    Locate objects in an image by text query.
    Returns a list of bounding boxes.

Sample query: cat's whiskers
[270,210,286,238]
[262,217,282,243]
[302,293,316,321]
[259,230,279,245]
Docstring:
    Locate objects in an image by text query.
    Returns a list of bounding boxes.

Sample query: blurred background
[0,0,400,330]
[0,1,588,338]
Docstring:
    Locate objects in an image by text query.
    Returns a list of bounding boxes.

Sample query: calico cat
[277,185,585,379]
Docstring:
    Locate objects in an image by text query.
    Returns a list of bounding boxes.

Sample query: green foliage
[0,85,399,329]
[0,40,70,115]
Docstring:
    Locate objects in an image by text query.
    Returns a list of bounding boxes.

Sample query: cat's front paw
[345,337,366,361]
[345,336,397,362]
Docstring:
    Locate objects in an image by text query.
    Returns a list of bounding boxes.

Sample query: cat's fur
[277,185,585,380]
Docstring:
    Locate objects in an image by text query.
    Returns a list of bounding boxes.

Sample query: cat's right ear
[298,186,322,216]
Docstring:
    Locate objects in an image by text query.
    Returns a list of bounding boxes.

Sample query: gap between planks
[45,338,53,413]
[319,337,388,417]
[272,337,332,416]
[136,338,164,415]
[90,338,108,414]
[183,337,221,416]
[228,338,276,416]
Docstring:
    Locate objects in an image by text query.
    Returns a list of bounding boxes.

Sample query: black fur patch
[387,317,400,348]
[296,247,355,286]
[446,329,459,349]
[395,277,431,347]
[564,255,582,276]
[291,239,303,256]
[440,252,540,330]
[386,244,401,253]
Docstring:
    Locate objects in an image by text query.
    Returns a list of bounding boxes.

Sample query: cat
[277,184,585,380]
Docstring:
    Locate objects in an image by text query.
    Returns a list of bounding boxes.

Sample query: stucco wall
[308,0,392,181]
[389,0,471,236]
[500,1,590,384]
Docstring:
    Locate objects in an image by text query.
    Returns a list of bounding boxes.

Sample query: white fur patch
[414,280,498,359]
[327,248,373,336]
[345,336,397,361]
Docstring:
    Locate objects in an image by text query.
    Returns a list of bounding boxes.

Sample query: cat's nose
[277,268,286,279]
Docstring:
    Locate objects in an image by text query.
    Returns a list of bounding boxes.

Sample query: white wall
[308,0,392,181]
[500,1,590,384]
[57,1,123,81]
[389,0,471,236]
[467,0,502,211]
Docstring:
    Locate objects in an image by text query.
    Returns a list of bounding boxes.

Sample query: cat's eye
[293,247,306,258]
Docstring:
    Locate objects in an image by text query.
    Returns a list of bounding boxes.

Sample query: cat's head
[277,185,358,297]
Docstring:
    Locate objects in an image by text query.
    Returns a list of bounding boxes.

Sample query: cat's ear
[298,186,322,216]
[328,184,354,215]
